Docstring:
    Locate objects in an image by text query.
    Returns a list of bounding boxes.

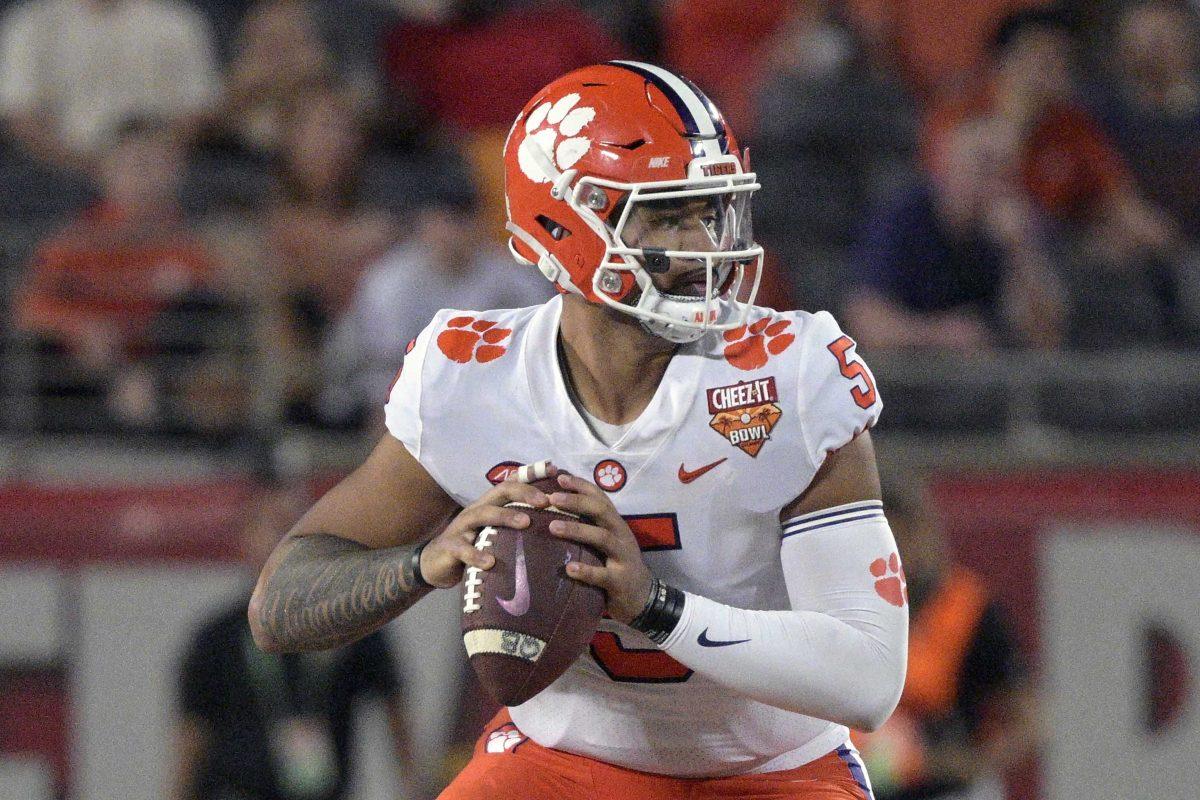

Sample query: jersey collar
[524,296,706,456]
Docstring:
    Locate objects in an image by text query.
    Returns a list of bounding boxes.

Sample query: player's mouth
[665,268,711,299]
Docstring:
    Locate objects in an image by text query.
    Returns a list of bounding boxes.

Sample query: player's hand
[545,472,654,625]
[418,472,556,588]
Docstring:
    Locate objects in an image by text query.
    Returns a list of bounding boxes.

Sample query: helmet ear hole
[535,214,571,241]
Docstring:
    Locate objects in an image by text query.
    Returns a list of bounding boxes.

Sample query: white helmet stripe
[609,60,723,160]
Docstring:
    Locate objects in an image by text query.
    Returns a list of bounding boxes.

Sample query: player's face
[621,196,732,298]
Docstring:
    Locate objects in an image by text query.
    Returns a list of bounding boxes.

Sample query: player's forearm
[654,503,908,730]
[249,533,431,653]
[659,596,906,730]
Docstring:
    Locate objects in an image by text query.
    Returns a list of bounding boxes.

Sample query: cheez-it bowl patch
[706,377,781,458]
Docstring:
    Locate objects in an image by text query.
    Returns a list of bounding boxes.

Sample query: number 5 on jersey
[827,335,877,410]
[589,514,694,683]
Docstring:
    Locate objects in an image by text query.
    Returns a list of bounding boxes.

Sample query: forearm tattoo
[255,534,432,652]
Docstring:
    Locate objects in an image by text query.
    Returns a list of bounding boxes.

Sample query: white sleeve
[796,311,882,471]
[383,315,439,460]
[660,502,908,731]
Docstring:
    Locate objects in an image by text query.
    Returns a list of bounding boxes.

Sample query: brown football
[461,476,605,706]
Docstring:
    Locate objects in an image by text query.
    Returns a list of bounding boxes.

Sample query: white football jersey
[385,295,882,777]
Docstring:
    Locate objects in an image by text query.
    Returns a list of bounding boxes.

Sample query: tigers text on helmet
[503,61,764,344]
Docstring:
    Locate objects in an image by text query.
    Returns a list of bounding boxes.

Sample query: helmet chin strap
[639,314,709,344]
[628,262,735,344]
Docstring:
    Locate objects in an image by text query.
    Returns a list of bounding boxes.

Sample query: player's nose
[666,216,718,254]
[688,217,719,250]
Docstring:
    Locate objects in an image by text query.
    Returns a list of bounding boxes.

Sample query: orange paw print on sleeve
[722,317,795,371]
[869,553,908,608]
[436,316,512,364]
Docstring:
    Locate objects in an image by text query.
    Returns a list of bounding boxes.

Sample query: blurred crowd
[1,0,1199,440]
[0,4,1158,798]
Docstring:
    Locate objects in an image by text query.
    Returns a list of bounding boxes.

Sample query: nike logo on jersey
[678,458,727,484]
[697,628,750,647]
[497,532,531,616]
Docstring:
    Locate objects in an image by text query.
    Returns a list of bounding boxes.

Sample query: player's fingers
[564,559,608,589]
[547,519,612,553]
[555,471,607,499]
[484,480,551,509]
[457,505,530,534]
[546,487,613,526]
[503,459,559,484]
[423,537,493,585]
[552,474,622,526]
[450,539,494,570]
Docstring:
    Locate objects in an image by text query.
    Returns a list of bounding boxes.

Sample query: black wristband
[410,539,435,589]
[628,577,685,645]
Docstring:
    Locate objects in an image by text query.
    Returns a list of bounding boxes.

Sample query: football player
[250,61,907,799]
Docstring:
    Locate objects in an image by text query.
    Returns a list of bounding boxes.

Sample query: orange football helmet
[503,61,763,343]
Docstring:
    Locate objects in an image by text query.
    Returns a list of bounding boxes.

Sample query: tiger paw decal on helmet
[517,93,597,184]
[437,317,512,364]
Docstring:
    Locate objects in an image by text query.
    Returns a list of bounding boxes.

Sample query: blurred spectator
[172,479,421,800]
[757,0,918,162]
[263,79,399,425]
[1087,0,1200,239]
[388,0,455,21]
[925,8,1176,247]
[223,0,338,156]
[660,0,793,135]
[842,0,1049,98]
[217,0,392,157]
[923,7,1197,347]
[0,0,220,174]
[200,0,396,71]
[846,119,1065,351]
[752,0,918,310]
[383,0,622,135]
[383,0,624,239]
[12,115,247,433]
[855,483,1039,800]
[319,194,552,425]
[578,0,662,62]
